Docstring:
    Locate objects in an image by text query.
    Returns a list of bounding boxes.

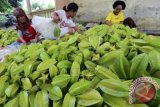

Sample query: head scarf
[13,8,31,31]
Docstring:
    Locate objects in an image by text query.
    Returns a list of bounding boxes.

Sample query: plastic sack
[32,16,69,40]
[0,44,20,62]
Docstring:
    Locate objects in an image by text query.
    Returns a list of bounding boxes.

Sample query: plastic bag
[0,44,20,62]
[32,16,69,40]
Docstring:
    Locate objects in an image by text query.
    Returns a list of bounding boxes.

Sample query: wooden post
[26,0,32,13]
[26,0,32,18]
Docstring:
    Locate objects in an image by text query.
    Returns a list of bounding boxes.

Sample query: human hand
[37,32,41,36]
[68,27,75,34]
[74,26,80,32]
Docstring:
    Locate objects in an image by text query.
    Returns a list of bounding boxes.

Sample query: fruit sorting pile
[0,24,160,107]
[0,30,18,47]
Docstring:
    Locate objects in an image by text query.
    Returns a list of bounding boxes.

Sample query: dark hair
[13,8,31,31]
[113,0,126,10]
[63,2,79,12]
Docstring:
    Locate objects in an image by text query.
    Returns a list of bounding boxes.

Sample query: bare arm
[17,30,26,44]
[18,36,26,44]
[30,32,41,43]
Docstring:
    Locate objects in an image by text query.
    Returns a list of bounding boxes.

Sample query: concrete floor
[141,30,160,36]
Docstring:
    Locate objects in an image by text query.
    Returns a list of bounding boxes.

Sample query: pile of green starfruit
[1,24,160,107]
[0,29,18,47]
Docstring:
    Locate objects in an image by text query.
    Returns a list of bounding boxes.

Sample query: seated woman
[0,8,40,61]
[106,0,137,28]
[13,8,40,45]
[52,2,80,33]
